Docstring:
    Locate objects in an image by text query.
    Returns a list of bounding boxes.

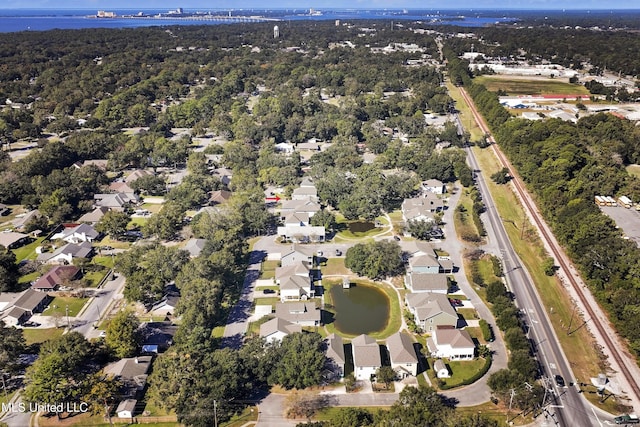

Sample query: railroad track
[459,87,640,403]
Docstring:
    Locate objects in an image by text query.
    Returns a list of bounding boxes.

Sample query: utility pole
[507,388,516,423]
[66,305,70,328]
[213,399,218,427]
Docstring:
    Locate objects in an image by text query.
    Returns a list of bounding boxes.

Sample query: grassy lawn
[83,269,110,287]
[18,270,40,285]
[97,236,132,250]
[211,325,226,339]
[220,405,259,427]
[322,258,351,276]
[457,308,478,321]
[23,327,64,345]
[473,145,612,409]
[92,255,115,269]
[334,216,390,241]
[453,189,481,242]
[322,278,401,340]
[473,75,589,96]
[434,357,487,388]
[43,296,88,317]
[313,407,388,422]
[128,216,148,228]
[457,400,533,426]
[253,297,280,307]
[12,237,46,261]
[259,260,279,280]
[247,315,275,336]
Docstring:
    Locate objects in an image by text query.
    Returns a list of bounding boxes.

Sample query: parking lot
[600,205,640,247]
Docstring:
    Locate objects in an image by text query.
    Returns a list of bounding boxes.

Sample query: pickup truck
[614,414,639,424]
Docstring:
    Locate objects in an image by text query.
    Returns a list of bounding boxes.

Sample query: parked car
[335,249,342,256]
[393,235,401,241]
[449,298,463,307]
[554,375,565,388]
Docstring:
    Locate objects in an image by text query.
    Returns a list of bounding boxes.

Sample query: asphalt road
[465,134,596,427]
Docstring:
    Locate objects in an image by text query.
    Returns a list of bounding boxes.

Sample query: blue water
[0,8,516,33]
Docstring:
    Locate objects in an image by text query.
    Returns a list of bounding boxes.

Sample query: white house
[387,332,419,377]
[259,317,302,343]
[351,334,382,380]
[427,328,475,360]
[279,275,314,302]
[421,179,446,195]
[51,223,100,244]
[38,241,93,264]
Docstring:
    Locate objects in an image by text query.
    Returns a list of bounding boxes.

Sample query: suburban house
[139,322,177,352]
[401,195,444,224]
[0,289,51,326]
[104,355,153,399]
[109,181,135,194]
[38,241,93,264]
[208,189,232,205]
[259,317,302,343]
[279,275,314,302]
[280,245,313,267]
[275,302,321,327]
[291,186,318,202]
[32,265,80,291]
[212,167,233,186]
[351,334,382,381]
[427,327,475,360]
[78,206,111,225]
[387,332,419,377]
[51,223,100,244]
[283,212,310,227]
[405,292,459,332]
[296,140,321,151]
[401,199,436,224]
[11,209,41,232]
[94,192,140,211]
[434,359,450,378]
[275,142,295,154]
[300,177,315,188]
[325,333,345,378]
[0,231,30,249]
[149,294,180,316]
[421,179,446,195]
[404,273,449,294]
[409,254,442,274]
[277,224,325,243]
[125,169,153,183]
[279,199,321,218]
[183,238,207,258]
[276,262,312,281]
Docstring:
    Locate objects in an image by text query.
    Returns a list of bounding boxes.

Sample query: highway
[457,90,600,426]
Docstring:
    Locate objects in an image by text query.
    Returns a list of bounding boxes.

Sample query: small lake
[348,221,376,233]
[330,283,390,335]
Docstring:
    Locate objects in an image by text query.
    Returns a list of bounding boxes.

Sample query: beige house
[405,273,449,294]
[275,301,321,327]
[325,333,346,378]
[387,332,419,377]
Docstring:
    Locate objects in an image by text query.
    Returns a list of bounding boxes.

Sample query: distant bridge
[105,15,281,23]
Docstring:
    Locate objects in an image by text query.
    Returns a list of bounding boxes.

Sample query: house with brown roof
[208,190,232,205]
[32,265,80,291]
[387,332,419,377]
[427,327,475,360]
[405,293,458,332]
[351,334,382,380]
[275,301,321,327]
[259,317,302,343]
[124,169,153,183]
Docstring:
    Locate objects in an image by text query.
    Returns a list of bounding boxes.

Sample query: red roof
[32,265,80,290]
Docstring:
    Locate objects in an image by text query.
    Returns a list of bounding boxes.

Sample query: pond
[330,283,390,335]
[348,221,376,233]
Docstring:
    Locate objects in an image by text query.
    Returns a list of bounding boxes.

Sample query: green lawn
[259,260,279,280]
[23,327,64,345]
[43,296,88,317]
[92,255,115,269]
[18,270,39,285]
[473,75,589,96]
[11,237,46,261]
[434,357,488,388]
[322,258,351,276]
[83,269,110,287]
[253,297,280,307]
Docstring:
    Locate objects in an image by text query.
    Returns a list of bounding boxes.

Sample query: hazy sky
[1,0,639,10]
